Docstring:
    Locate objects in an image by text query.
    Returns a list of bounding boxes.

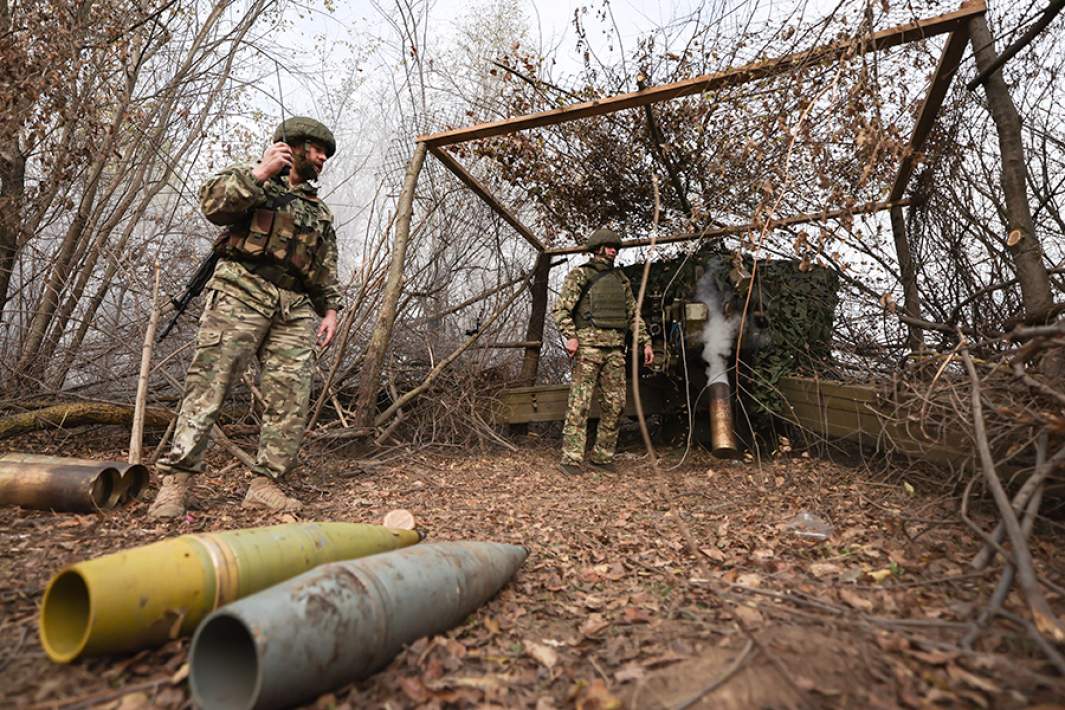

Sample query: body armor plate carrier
[574,264,629,331]
[218,191,330,293]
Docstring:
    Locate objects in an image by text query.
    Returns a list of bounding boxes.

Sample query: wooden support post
[889,28,971,202]
[129,262,161,464]
[889,205,924,351]
[418,1,985,148]
[545,200,905,254]
[518,253,551,386]
[428,146,545,252]
[354,142,427,428]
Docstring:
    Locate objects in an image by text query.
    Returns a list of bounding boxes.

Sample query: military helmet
[586,228,622,251]
[273,116,336,157]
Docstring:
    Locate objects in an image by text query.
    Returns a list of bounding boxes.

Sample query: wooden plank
[889,28,971,201]
[778,376,878,402]
[781,387,955,442]
[502,385,570,399]
[783,400,884,435]
[500,384,570,396]
[429,146,546,252]
[472,340,543,349]
[544,200,904,254]
[418,1,986,147]
[781,395,887,429]
[780,379,962,445]
[779,387,877,411]
[787,416,966,465]
[778,387,881,412]
[783,398,967,461]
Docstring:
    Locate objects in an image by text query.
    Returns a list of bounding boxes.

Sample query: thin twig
[674,639,756,710]
[960,343,1065,642]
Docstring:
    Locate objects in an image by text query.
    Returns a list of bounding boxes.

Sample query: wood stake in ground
[631,174,660,471]
[129,261,161,465]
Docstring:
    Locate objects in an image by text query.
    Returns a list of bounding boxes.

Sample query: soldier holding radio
[149,117,342,518]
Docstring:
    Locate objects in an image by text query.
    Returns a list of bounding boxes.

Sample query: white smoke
[696,272,739,385]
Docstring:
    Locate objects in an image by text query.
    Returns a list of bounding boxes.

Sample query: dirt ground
[2,428,1064,709]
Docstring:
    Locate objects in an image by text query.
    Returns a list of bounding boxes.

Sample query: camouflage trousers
[157,290,316,479]
[561,346,627,465]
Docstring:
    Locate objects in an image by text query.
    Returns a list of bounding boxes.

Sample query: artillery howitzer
[501,244,840,456]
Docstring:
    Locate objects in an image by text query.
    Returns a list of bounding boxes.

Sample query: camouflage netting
[622,242,839,418]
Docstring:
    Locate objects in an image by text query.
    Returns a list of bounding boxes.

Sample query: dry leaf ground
[2,428,1064,708]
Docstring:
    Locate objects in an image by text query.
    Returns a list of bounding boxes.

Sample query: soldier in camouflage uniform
[148,117,343,518]
[553,228,653,475]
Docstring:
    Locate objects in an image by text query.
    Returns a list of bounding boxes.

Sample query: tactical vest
[219,192,331,293]
[574,264,629,331]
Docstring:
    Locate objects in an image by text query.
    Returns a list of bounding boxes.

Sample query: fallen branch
[674,639,756,710]
[960,343,1065,642]
[970,437,1065,569]
[374,275,529,427]
[0,402,172,440]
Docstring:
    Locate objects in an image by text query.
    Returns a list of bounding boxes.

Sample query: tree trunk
[968,15,1054,322]
[518,253,551,386]
[11,156,108,386]
[39,147,158,369]
[354,142,427,427]
[889,205,923,350]
[0,148,24,320]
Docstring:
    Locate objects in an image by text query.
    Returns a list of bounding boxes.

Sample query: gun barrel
[190,541,528,710]
[39,522,422,663]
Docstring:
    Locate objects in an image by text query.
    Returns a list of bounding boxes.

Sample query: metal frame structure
[354,0,986,424]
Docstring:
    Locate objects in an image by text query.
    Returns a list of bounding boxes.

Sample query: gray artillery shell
[189,541,528,710]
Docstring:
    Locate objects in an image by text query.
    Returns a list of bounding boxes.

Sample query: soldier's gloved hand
[643,343,654,366]
[565,337,579,357]
[252,142,293,182]
[317,309,338,349]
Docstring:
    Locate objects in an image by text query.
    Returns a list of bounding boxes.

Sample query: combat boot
[242,476,303,513]
[588,460,617,473]
[148,473,191,519]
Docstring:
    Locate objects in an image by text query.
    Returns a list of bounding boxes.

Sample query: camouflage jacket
[552,256,650,349]
[200,163,342,317]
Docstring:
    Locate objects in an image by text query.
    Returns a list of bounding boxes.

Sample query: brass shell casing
[0,453,148,508]
[709,382,738,459]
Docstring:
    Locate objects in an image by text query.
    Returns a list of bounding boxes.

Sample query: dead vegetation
[1,436,1064,708]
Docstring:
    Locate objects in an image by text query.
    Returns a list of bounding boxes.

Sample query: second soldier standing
[552,228,653,475]
[148,117,343,518]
